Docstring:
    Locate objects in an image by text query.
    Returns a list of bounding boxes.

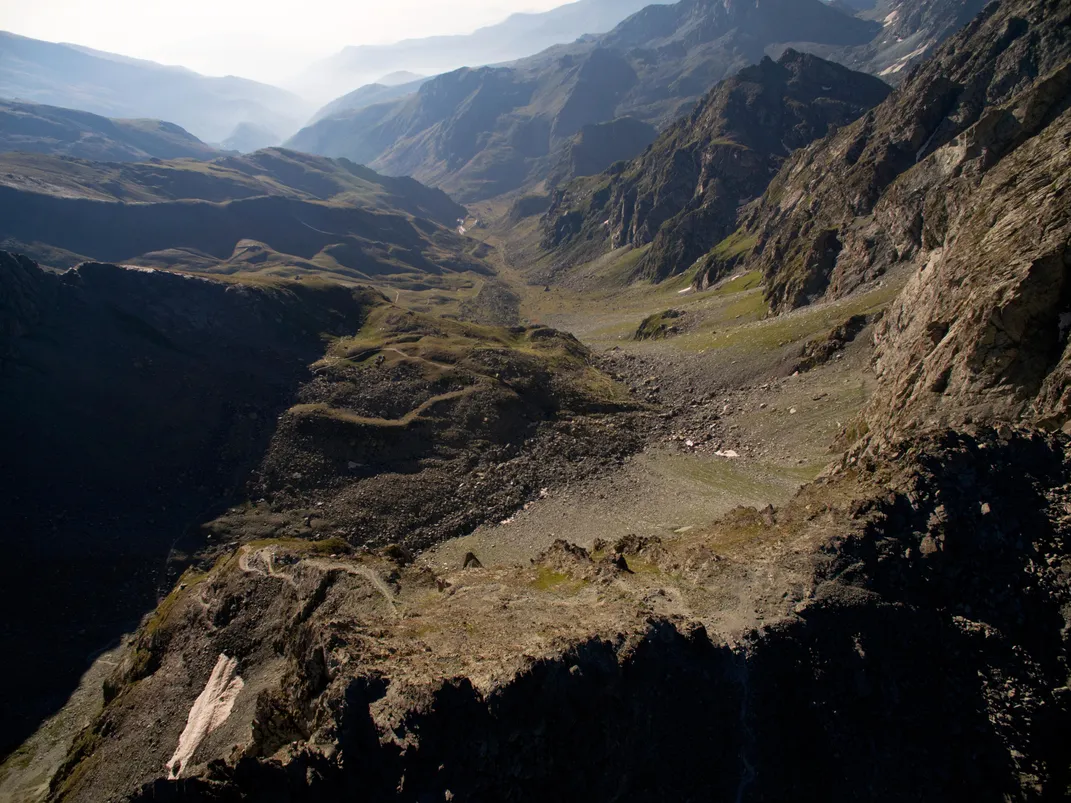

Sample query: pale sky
[0,0,570,85]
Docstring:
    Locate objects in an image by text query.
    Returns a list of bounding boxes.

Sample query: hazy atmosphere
[2,0,1070,799]
[0,0,568,83]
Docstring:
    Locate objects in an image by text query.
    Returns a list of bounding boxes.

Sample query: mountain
[737,0,1071,311]
[540,50,891,282]
[0,99,219,161]
[0,31,313,143]
[7,0,1071,796]
[293,0,661,103]
[377,71,424,86]
[778,0,991,81]
[762,0,1071,441]
[306,76,429,125]
[220,122,282,153]
[288,0,882,202]
[0,148,489,286]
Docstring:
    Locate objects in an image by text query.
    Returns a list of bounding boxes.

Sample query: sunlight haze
[0,0,570,84]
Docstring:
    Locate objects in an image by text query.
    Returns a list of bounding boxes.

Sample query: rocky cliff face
[858,67,1071,443]
[743,0,1071,311]
[541,50,890,282]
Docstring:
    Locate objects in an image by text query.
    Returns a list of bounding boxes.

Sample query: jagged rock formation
[0,100,219,162]
[541,50,890,282]
[287,0,882,202]
[860,68,1071,442]
[0,148,488,286]
[743,0,1071,311]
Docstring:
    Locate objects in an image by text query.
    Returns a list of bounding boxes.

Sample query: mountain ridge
[0,148,489,287]
[539,48,892,283]
[293,0,660,103]
[0,99,219,162]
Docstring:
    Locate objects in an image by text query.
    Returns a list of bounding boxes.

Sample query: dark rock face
[542,50,890,282]
[745,0,1071,311]
[0,254,374,756]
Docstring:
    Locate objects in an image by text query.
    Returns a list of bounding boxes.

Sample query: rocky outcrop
[52,428,1071,802]
[541,51,890,282]
[860,75,1071,442]
[222,307,640,553]
[745,0,1071,311]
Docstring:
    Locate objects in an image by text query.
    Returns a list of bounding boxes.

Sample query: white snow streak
[166,654,245,779]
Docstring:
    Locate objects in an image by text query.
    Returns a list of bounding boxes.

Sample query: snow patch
[166,654,245,779]
[878,44,930,76]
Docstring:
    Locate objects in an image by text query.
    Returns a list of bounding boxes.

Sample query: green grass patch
[531,567,588,593]
[710,230,757,261]
[711,270,762,296]
[683,279,903,356]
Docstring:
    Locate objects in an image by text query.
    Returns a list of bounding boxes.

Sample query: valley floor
[0,208,910,802]
[426,214,904,573]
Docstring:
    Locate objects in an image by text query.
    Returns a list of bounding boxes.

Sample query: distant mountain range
[288,0,994,204]
[287,0,884,201]
[0,99,219,161]
[293,0,662,103]
[0,31,313,143]
[307,77,430,126]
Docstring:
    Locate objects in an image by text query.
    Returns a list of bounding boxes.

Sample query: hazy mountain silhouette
[294,0,661,102]
[0,31,313,143]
